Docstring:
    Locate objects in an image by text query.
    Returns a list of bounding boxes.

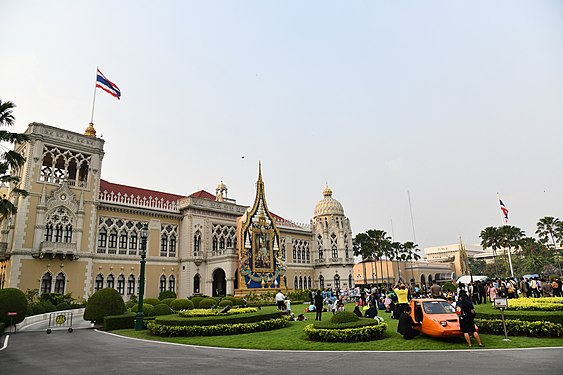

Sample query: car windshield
[422,301,455,314]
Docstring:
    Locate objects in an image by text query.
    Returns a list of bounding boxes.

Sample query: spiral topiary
[198,298,217,309]
[170,299,194,311]
[330,311,360,324]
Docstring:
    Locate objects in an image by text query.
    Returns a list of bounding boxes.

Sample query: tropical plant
[536,217,562,275]
[402,241,421,283]
[0,100,29,223]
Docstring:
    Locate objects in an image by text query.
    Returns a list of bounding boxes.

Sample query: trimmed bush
[41,301,56,313]
[219,300,232,307]
[475,318,562,337]
[179,307,258,318]
[330,311,359,324]
[313,319,382,330]
[234,298,246,307]
[156,310,282,327]
[221,296,236,303]
[160,298,175,306]
[56,302,71,311]
[0,288,28,325]
[131,303,154,316]
[170,299,194,311]
[31,303,46,315]
[149,304,174,317]
[198,298,217,309]
[190,296,204,308]
[158,291,177,300]
[144,298,161,306]
[104,312,136,331]
[26,304,33,316]
[304,322,387,342]
[83,288,126,323]
[477,311,563,325]
[148,316,289,337]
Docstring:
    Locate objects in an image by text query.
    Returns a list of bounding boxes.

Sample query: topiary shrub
[330,311,360,324]
[198,298,217,309]
[83,288,126,323]
[221,296,236,303]
[131,303,154,316]
[170,299,194,311]
[104,312,136,331]
[56,302,71,311]
[149,303,174,317]
[159,291,177,300]
[31,303,46,315]
[0,288,28,325]
[41,301,56,313]
[219,300,232,307]
[190,296,204,308]
[144,298,161,306]
[234,298,246,307]
[160,298,175,306]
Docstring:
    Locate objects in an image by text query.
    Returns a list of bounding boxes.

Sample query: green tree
[353,229,392,286]
[480,226,504,277]
[0,100,29,222]
[536,216,562,275]
[402,241,421,283]
[517,237,550,275]
[468,257,486,275]
[498,225,525,277]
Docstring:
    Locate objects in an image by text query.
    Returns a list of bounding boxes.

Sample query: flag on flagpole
[499,199,509,223]
[96,69,121,100]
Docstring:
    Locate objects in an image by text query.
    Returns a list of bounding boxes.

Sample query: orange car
[409,298,465,338]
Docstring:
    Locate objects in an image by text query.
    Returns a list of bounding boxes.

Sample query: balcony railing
[34,241,79,260]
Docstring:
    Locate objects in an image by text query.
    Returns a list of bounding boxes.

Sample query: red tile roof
[189,190,217,200]
[100,179,217,203]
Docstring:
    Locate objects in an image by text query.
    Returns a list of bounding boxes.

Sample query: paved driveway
[1,324,562,375]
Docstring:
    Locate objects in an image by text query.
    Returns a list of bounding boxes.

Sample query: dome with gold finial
[84,123,97,137]
[314,185,344,217]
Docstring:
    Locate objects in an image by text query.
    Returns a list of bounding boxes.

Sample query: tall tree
[480,226,502,277]
[518,237,550,275]
[353,229,391,286]
[0,100,29,222]
[498,225,525,277]
[402,241,421,283]
[536,217,562,275]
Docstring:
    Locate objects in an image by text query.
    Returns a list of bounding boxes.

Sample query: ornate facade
[0,122,355,299]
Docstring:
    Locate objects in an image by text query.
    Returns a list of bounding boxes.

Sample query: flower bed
[505,297,563,312]
[178,307,257,317]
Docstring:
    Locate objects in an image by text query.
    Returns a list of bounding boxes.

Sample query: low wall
[16,308,85,330]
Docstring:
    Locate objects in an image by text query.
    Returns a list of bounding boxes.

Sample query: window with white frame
[45,207,74,243]
[97,218,146,255]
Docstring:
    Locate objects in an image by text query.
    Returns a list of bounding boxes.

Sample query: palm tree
[498,225,525,277]
[354,229,392,287]
[390,241,404,283]
[518,237,549,275]
[0,100,29,222]
[480,226,501,277]
[402,241,421,283]
[536,217,562,275]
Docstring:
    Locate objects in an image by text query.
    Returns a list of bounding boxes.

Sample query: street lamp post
[135,223,148,331]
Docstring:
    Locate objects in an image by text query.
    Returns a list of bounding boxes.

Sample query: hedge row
[313,318,382,330]
[178,307,257,318]
[475,318,563,338]
[304,322,388,342]
[104,312,136,331]
[148,317,289,337]
[477,312,563,325]
[155,310,283,327]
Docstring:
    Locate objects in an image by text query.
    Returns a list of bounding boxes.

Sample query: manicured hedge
[313,318,382,330]
[179,307,258,318]
[104,312,136,331]
[218,300,232,307]
[475,318,563,337]
[304,322,388,342]
[170,299,194,311]
[83,288,126,323]
[198,298,217,309]
[143,298,161,306]
[159,298,176,306]
[0,288,28,325]
[330,311,359,324]
[32,303,46,315]
[158,291,177,300]
[190,296,204,308]
[56,302,71,311]
[148,316,289,337]
[155,310,282,327]
[477,311,563,325]
[149,304,174,317]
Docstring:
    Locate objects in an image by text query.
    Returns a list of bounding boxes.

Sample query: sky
[1,1,562,251]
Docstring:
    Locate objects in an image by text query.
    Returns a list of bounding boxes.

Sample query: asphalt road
[1,323,562,375]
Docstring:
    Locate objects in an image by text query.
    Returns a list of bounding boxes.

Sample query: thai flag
[499,199,509,223]
[96,69,121,100]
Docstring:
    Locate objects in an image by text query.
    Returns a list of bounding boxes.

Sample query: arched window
[281,241,286,259]
[129,231,138,255]
[95,274,104,291]
[98,227,107,251]
[306,250,310,263]
[108,229,118,251]
[160,234,168,256]
[334,274,340,290]
[319,275,325,289]
[297,248,301,262]
[41,273,52,294]
[107,274,115,289]
[64,224,73,243]
[212,236,218,254]
[299,276,303,290]
[169,235,176,256]
[301,249,305,262]
[219,237,225,250]
[46,207,74,243]
[159,275,166,294]
[54,272,65,294]
[294,276,298,289]
[168,275,175,292]
[292,248,296,260]
[45,223,53,242]
[117,274,125,295]
[119,230,128,251]
[308,276,312,289]
[193,274,201,294]
[127,275,135,295]
[318,234,324,259]
[194,230,201,256]
[332,245,338,259]
[54,223,63,242]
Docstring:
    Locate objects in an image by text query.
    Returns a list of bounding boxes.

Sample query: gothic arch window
[108,229,118,252]
[332,245,338,259]
[54,223,63,242]
[95,274,104,291]
[97,218,147,255]
[292,247,297,261]
[319,275,325,289]
[98,227,107,250]
[334,274,341,290]
[129,231,138,255]
[299,276,303,290]
[317,234,324,259]
[297,248,301,262]
[159,275,166,294]
[348,274,353,288]
[306,249,310,263]
[160,224,178,257]
[54,272,66,294]
[211,224,236,256]
[127,275,135,295]
[41,272,52,294]
[160,233,168,256]
[168,275,175,292]
[45,223,53,242]
[39,145,91,187]
[212,236,218,255]
[169,234,176,256]
[119,230,128,254]
[331,233,338,259]
[308,276,312,289]
[45,207,74,243]
[194,230,201,256]
[294,276,298,290]
[193,274,201,294]
[107,274,115,289]
[117,274,125,295]
[301,249,305,262]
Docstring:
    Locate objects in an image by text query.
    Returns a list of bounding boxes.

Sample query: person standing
[314,289,324,321]
[275,290,286,310]
[430,280,442,299]
[393,280,409,319]
[457,290,484,347]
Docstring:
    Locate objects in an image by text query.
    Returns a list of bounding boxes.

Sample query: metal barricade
[47,311,74,334]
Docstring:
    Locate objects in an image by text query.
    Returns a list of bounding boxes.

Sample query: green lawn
[114,303,563,351]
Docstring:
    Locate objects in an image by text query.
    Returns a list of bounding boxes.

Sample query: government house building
[0,122,356,300]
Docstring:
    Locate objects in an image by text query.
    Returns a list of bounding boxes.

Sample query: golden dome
[314,186,344,217]
[84,123,96,137]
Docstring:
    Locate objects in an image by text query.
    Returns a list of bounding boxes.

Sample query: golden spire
[84,123,97,137]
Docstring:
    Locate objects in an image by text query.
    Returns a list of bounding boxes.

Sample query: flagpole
[90,66,98,124]
[497,192,515,278]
